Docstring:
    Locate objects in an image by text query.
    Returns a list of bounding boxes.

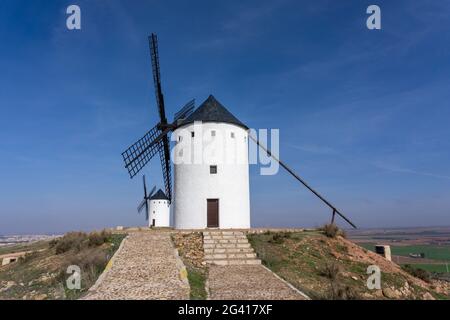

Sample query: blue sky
[1,0,450,234]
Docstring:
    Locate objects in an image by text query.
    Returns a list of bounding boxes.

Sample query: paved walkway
[207,265,308,300]
[83,232,189,300]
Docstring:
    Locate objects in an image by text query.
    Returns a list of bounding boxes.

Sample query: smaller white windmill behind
[137,175,170,228]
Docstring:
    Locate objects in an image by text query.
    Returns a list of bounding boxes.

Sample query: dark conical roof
[150,189,169,200]
[179,95,248,129]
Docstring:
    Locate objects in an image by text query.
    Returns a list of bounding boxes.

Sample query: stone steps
[204,247,255,254]
[204,231,245,236]
[204,243,251,249]
[204,234,247,239]
[202,231,261,266]
[204,240,249,244]
[205,252,257,260]
[204,259,261,266]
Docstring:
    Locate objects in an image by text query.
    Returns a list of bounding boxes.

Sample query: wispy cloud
[193,0,289,50]
[287,143,337,155]
[372,162,450,180]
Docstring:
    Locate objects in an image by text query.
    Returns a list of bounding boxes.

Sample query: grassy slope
[409,264,450,273]
[0,241,50,255]
[0,233,125,300]
[360,243,450,261]
[248,231,449,300]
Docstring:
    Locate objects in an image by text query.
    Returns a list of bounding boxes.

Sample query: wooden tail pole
[331,209,336,224]
[248,133,357,229]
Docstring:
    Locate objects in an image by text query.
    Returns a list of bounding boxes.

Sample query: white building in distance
[148,189,170,227]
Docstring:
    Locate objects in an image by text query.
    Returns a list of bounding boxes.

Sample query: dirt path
[83,232,189,300]
[207,265,308,300]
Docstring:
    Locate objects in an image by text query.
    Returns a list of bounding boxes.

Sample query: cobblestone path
[207,265,308,300]
[83,232,189,300]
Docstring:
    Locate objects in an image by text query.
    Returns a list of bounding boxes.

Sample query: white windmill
[172,95,250,229]
[137,175,170,228]
[123,34,357,231]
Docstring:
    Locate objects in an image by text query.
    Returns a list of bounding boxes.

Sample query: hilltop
[1,227,449,300]
[248,230,450,299]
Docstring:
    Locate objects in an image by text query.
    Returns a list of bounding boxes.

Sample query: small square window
[191,132,195,138]
[210,165,217,174]
[211,130,216,137]
[231,132,235,138]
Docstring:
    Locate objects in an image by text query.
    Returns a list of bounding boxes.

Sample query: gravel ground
[83,232,189,300]
[208,265,307,300]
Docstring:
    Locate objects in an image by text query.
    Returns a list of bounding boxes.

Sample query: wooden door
[207,199,219,228]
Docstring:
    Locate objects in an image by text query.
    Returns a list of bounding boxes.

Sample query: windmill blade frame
[122,125,172,178]
[148,186,157,199]
[158,138,172,201]
[174,99,195,122]
[143,175,148,199]
[148,33,173,202]
[149,34,168,125]
[137,199,147,213]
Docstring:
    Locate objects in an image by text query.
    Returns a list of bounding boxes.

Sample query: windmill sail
[174,99,195,121]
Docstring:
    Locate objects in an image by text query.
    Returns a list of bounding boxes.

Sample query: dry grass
[320,223,346,239]
[248,231,446,300]
[0,231,125,300]
[52,231,111,254]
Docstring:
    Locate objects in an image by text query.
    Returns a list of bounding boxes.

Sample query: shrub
[320,223,345,238]
[49,239,59,248]
[88,230,110,247]
[319,261,359,300]
[320,261,341,280]
[59,247,109,297]
[18,251,39,264]
[53,230,111,254]
[333,284,359,300]
[268,232,292,244]
[54,232,88,254]
[402,264,431,283]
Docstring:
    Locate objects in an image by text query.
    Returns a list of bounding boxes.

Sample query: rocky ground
[3,228,448,300]
[172,232,208,299]
[172,232,205,269]
[173,231,308,300]
[248,231,450,300]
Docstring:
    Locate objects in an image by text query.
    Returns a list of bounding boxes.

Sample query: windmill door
[207,199,219,228]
